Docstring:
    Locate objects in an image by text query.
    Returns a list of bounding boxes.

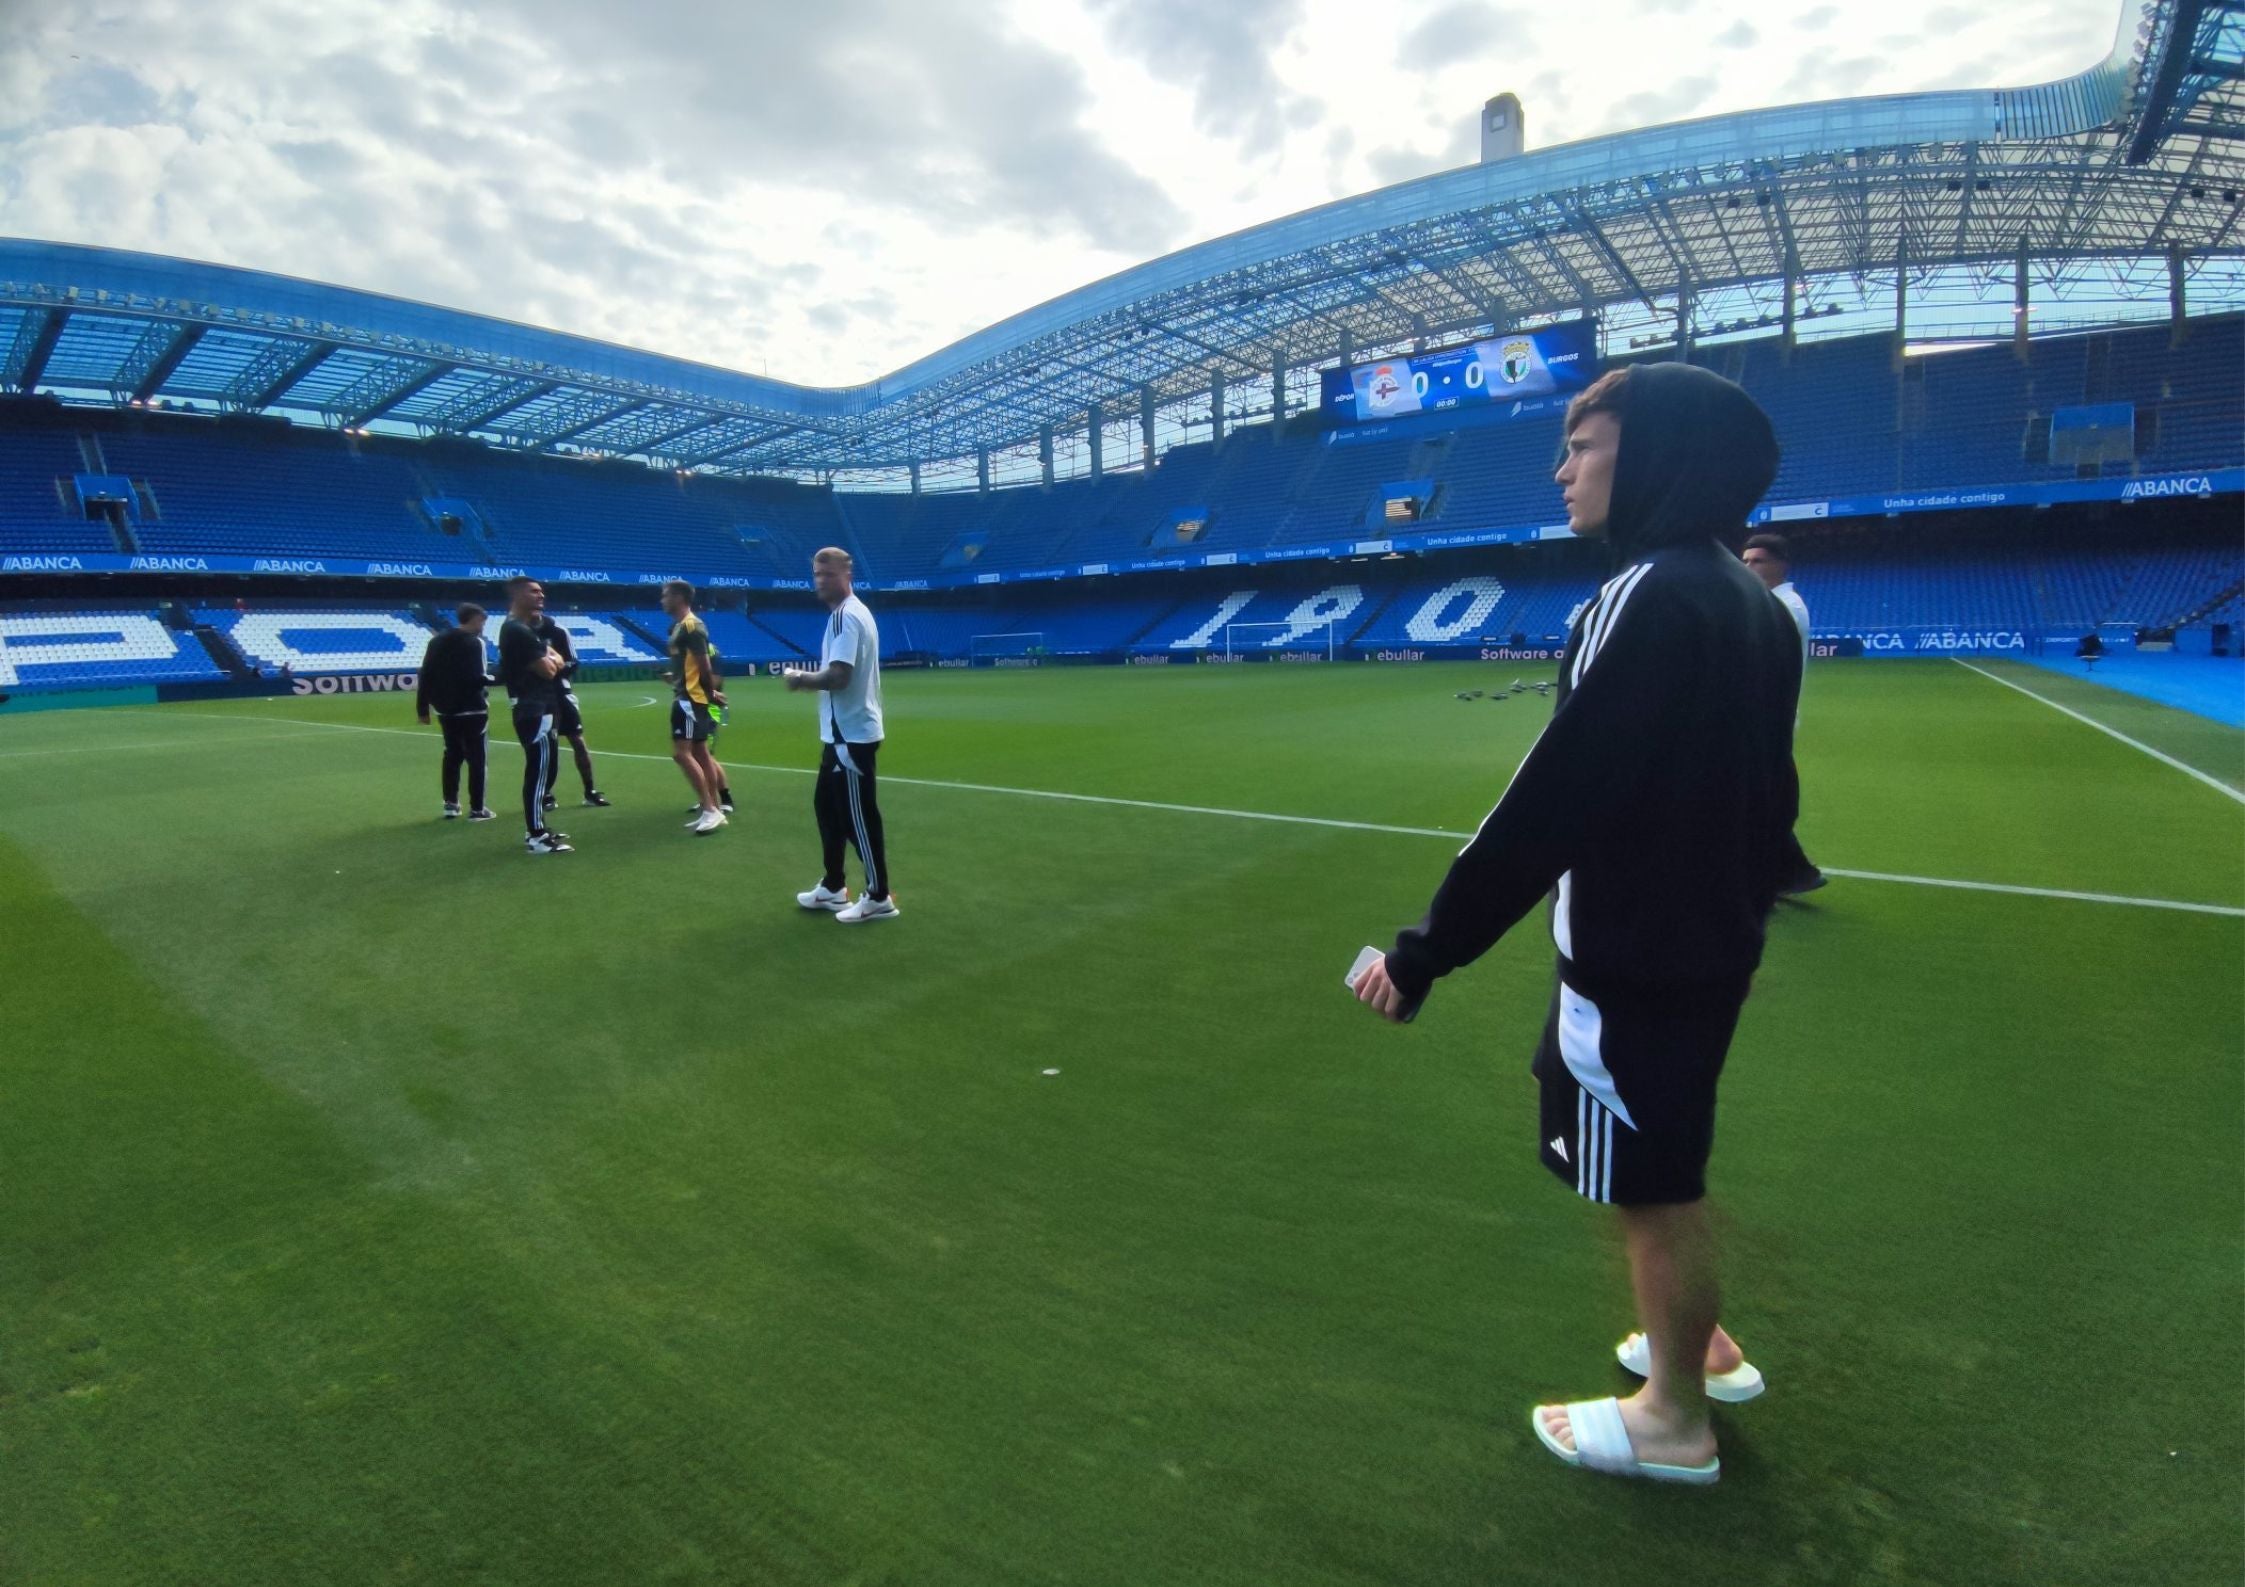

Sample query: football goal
[1221,620,1337,660]
[969,630,1047,659]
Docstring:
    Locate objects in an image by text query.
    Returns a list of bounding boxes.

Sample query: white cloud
[0,0,2127,385]
[1396,4,1534,71]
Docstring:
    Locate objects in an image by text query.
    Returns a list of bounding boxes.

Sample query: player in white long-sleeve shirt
[1743,533,1824,894]
[783,548,896,924]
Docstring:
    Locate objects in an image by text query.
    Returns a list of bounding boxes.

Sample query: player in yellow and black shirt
[660,579,728,835]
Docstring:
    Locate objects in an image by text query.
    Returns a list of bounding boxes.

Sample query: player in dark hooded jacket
[1354,362,1801,1487]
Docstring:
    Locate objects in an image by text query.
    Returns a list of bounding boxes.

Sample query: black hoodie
[415,625,494,717]
[1385,363,1802,1005]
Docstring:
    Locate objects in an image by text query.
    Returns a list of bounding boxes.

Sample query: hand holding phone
[1345,944,1421,1024]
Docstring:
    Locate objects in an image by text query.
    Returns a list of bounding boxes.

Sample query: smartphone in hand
[1345,944,1422,1023]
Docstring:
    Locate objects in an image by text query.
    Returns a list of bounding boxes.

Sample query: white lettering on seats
[1171,591,1259,649]
[553,616,655,661]
[228,611,430,673]
[1266,585,1365,646]
[0,614,177,686]
[1404,577,1506,643]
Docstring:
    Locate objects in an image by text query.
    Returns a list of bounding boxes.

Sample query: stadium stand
[0,427,124,556]
[2,302,2240,701]
[3,320,2237,593]
[0,605,227,690]
[107,426,453,564]
[540,613,666,664]
[196,607,436,676]
[414,449,847,578]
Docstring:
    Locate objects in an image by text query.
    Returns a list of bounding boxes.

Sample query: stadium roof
[3,0,2241,481]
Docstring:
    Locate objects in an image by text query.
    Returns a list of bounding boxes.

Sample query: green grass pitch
[1,658,2238,1586]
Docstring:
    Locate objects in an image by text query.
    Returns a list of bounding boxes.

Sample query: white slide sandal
[1616,1332,1766,1403]
[1531,1397,1720,1485]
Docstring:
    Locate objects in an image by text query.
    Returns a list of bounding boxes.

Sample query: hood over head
[1601,362,1780,561]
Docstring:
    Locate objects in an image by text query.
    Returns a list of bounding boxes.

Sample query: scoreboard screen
[1320,319,1598,424]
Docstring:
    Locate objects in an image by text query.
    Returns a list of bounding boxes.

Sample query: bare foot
[1537,1390,1719,1468]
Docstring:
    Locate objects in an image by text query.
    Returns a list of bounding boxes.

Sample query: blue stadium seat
[0,605,226,691]
[196,607,435,675]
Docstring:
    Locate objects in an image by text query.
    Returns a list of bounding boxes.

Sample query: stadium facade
[0,0,2240,693]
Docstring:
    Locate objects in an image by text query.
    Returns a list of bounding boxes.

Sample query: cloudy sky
[1,0,2123,385]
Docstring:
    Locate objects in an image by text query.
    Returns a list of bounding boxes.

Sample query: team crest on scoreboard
[1500,340,1534,384]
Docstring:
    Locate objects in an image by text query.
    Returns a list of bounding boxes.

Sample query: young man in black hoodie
[415,602,496,821]
[1354,363,1801,1485]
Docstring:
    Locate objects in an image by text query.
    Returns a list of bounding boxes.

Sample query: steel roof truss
[4,306,66,392]
[329,357,454,427]
[117,320,204,402]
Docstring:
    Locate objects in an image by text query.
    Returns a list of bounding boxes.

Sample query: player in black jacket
[496,578,573,855]
[415,602,496,820]
[533,615,610,811]
[1354,363,1800,1486]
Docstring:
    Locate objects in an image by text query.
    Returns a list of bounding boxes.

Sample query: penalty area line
[132,707,2245,919]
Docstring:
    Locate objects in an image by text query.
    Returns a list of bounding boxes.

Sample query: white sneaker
[796,883,850,911]
[524,832,574,855]
[835,894,900,924]
[442,803,461,820]
[691,809,727,835]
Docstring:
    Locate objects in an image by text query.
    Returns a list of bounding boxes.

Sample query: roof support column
[1211,372,1226,445]
[1781,276,1797,363]
[2014,233,2031,362]
[977,447,990,494]
[1039,423,1055,487]
[1892,232,1909,372]
[1270,349,1286,438]
[1676,276,1695,360]
[1087,400,1104,480]
[1139,384,1156,471]
[909,461,921,496]
[2168,244,2189,347]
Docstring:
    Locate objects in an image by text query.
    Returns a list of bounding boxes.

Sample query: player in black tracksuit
[496,579,573,854]
[1354,362,1800,1484]
[415,602,496,819]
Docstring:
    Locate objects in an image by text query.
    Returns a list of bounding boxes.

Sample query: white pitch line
[99,706,2245,920]
[0,728,339,760]
[1820,867,2243,919]
[810,767,1467,840]
[1950,658,2245,808]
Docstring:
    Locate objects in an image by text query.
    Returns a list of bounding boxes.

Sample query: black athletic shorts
[554,688,583,738]
[1533,966,1750,1207]
[671,699,714,742]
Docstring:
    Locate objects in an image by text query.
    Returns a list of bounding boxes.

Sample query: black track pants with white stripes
[815,739,889,900]
[513,705,554,836]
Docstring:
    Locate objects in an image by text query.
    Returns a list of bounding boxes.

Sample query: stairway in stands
[2168,573,2245,631]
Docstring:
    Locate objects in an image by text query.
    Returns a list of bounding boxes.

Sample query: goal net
[969,630,1046,659]
[1222,620,1336,660]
